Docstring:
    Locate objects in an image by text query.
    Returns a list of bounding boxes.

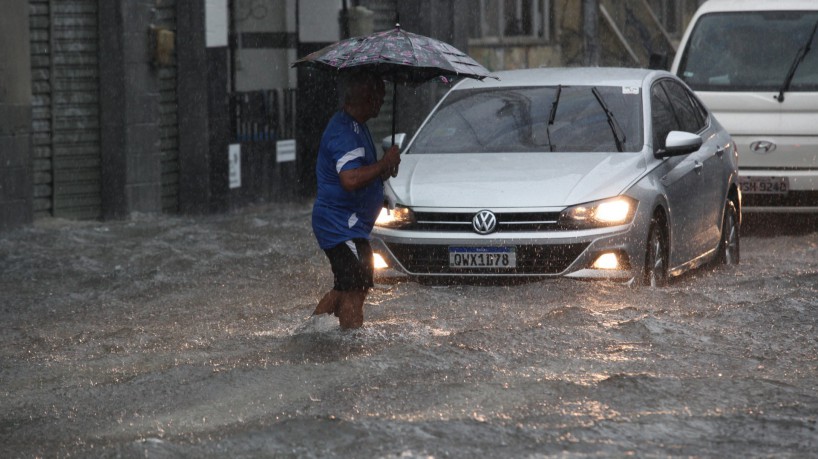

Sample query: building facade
[1,0,701,231]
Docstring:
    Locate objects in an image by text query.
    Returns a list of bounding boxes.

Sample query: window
[652,79,709,152]
[661,80,706,133]
[651,83,676,151]
[678,11,818,92]
[410,86,643,154]
[469,0,552,42]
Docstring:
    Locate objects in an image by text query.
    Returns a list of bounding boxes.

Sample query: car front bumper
[370,223,644,282]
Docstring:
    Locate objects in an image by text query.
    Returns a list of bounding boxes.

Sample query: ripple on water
[544,306,596,326]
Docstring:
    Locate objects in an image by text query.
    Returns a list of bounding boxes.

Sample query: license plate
[449,247,516,268]
[739,176,789,194]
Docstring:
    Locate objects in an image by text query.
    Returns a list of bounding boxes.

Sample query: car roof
[455,67,664,90]
[696,0,818,13]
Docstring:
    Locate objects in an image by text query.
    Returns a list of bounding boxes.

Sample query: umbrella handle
[391,80,397,146]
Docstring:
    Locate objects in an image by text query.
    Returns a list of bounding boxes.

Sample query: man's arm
[339,146,400,192]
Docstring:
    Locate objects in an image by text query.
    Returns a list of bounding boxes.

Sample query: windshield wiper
[592,87,625,152]
[546,85,562,152]
[776,19,818,103]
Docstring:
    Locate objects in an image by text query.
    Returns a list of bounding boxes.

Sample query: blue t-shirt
[312,110,384,250]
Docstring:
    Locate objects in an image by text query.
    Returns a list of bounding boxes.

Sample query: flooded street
[1,203,817,457]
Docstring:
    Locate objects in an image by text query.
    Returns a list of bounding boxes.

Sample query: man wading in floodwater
[311,72,401,329]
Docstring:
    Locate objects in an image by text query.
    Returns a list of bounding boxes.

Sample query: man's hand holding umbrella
[381,145,400,181]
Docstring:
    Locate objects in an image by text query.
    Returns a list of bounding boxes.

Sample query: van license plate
[739,176,789,195]
[449,247,516,268]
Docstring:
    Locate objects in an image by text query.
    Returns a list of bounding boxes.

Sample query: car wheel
[716,200,740,265]
[643,217,668,287]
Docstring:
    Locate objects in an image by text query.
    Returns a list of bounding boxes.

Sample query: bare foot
[312,290,340,316]
[337,290,366,329]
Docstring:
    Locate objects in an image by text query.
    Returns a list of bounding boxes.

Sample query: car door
[650,79,710,267]
[662,79,725,253]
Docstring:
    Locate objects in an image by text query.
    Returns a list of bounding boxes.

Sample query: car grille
[410,211,563,232]
[386,242,589,275]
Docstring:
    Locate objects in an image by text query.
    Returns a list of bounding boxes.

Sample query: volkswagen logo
[749,140,776,154]
[472,210,497,235]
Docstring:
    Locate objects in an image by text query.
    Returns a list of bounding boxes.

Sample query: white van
[671,0,818,213]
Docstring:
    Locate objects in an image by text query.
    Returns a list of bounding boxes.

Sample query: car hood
[388,152,647,208]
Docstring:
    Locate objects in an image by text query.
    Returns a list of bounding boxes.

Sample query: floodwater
[1,203,816,458]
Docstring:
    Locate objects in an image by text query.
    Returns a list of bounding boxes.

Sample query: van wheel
[716,200,740,265]
[643,217,668,287]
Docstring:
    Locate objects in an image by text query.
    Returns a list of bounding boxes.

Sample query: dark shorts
[324,238,374,291]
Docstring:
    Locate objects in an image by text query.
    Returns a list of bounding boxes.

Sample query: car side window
[688,91,709,128]
[662,80,705,133]
[651,83,676,151]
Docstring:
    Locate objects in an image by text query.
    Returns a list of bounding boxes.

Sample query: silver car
[372,68,741,285]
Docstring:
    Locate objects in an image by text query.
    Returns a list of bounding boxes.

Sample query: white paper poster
[277,139,296,163]
[229,144,241,189]
[205,0,228,48]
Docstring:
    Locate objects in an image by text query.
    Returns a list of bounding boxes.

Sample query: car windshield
[409,85,644,154]
[678,11,818,92]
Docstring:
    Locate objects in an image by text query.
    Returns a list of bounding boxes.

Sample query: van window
[678,11,818,92]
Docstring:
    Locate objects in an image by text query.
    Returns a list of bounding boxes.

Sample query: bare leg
[337,289,368,329]
[313,289,341,316]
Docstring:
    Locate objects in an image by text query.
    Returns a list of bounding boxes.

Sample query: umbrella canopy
[291,25,494,83]
[292,24,494,146]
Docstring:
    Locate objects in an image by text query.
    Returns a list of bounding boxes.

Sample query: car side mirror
[656,131,703,158]
[382,133,406,152]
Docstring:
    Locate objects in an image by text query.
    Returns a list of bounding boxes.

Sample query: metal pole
[583,0,600,66]
[341,0,350,39]
[228,0,237,92]
[392,8,399,145]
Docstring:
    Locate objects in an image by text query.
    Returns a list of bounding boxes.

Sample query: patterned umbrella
[292,25,494,83]
[292,24,495,143]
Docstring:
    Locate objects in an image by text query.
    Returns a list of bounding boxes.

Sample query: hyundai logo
[472,210,497,234]
[749,140,776,154]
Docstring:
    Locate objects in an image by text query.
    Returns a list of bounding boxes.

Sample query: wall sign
[277,139,296,163]
[205,0,228,47]
[229,144,241,189]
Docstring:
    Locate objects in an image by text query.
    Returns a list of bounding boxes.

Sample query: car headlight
[558,196,637,229]
[375,205,415,229]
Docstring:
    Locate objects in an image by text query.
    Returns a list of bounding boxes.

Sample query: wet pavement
[1,203,817,457]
